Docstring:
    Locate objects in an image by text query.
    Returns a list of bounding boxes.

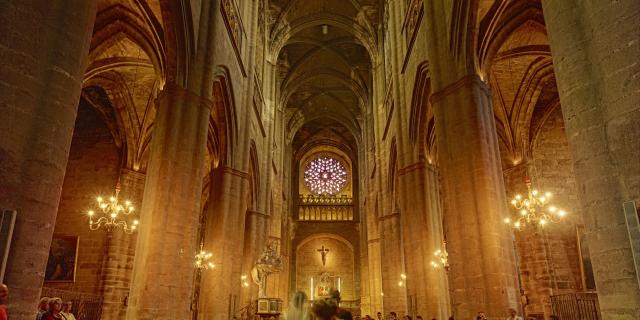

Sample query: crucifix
[317,245,329,266]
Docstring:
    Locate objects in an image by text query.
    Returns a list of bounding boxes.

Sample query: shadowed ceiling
[271,0,379,142]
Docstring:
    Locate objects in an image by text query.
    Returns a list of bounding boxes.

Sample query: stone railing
[298,195,353,221]
[550,292,600,320]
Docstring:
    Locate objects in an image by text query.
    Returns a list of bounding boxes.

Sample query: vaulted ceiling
[271,0,379,142]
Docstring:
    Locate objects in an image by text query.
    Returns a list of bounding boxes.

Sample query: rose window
[304,156,348,195]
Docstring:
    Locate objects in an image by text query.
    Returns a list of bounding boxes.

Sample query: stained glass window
[304,156,348,195]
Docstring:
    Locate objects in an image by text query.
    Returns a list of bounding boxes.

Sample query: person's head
[39,297,50,311]
[330,289,341,303]
[62,301,73,312]
[365,315,372,320]
[49,297,63,313]
[377,312,382,319]
[0,284,8,304]
[509,308,517,316]
[476,312,486,320]
[291,291,308,308]
[390,312,397,318]
[312,298,338,320]
[337,309,353,320]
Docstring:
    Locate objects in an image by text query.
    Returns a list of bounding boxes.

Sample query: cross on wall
[317,245,329,266]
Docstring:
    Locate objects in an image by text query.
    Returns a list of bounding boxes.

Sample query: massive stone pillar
[126,84,211,320]
[0,1,96,319]
[101,169,146,320]
[430,75,520,318]
[199,167,249,320]
[397,163,450,319]
[541,1,640,318]
[379,213,408,314]
[240,210,269,306]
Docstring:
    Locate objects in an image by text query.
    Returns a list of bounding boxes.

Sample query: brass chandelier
[430,240,449,270]
[195,243,215,271]
[87,181,139,234]
[504,177,567,230]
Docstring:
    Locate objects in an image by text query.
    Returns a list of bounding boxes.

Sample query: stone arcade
[0,0,638,320]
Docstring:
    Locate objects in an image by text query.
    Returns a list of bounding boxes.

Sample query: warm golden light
[504,178,567,231]
[195,246,215,271]
[431,241,449,270]
[88,182,139,234]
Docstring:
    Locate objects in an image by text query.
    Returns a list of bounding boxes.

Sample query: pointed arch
[248,141,260,211]
[211,66,238,167]
[89,4,166,80]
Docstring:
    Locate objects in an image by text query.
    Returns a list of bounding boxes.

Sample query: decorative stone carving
[251,240,283,298]
[221,0,246,75]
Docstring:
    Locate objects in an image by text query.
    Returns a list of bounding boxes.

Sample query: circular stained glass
[304,156,348,195]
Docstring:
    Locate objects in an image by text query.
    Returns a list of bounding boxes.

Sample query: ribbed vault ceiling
[272,0,378,143]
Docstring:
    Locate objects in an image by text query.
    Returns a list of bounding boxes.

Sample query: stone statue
[251,240,283,298]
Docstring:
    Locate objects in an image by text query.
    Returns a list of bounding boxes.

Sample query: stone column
[431,75,520,318]
[126,83,211,320]
[240,210,269,306]
[397,163,450,319]
[379,213,408,314]
[541,1,640,318]
[199,167,249,320]
[0,1,96,319]
[101,169,146,320]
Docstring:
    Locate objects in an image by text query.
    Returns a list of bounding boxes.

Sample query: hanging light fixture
[241,275,249,288]
[87,180,138,233]
[430,240,449,270]
[504,177,567,230]
[195,243,215,271]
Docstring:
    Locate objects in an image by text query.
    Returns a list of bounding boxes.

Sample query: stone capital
[119,168,146,183]
[246,210,269,218]
[158,82,213,111]
[379,212,400,221]
[430,73,491,104]
[220,166,251,181]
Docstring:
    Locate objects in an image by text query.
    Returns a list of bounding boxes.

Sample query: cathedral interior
[1,0,639,320]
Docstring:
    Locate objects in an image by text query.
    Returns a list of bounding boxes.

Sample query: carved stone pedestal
[253,298,283,320]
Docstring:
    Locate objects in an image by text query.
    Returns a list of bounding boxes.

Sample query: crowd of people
[0,283,525,320]
[286,290,525,320]
[0,285,77,320]
[36,296,77,320]
[356,308,523,320]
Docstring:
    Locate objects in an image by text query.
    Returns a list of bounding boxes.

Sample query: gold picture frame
[44,235,79,283]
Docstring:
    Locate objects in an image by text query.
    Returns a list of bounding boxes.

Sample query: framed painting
[44,235,79,282]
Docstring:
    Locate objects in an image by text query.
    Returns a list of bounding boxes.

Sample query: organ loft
[0,0,638,320]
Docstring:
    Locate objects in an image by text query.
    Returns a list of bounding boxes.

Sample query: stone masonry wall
[45,100,120,295]
[530,107,583,295]
[503,107,584,318]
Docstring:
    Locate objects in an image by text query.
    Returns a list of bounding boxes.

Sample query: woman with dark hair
[312,298,338,320]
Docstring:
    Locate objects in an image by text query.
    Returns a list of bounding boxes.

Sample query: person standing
[42,297,64,320]
[36,297,50,320]
[60,301,77,320]
[505,308,523,320]
[0,284,8,320]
